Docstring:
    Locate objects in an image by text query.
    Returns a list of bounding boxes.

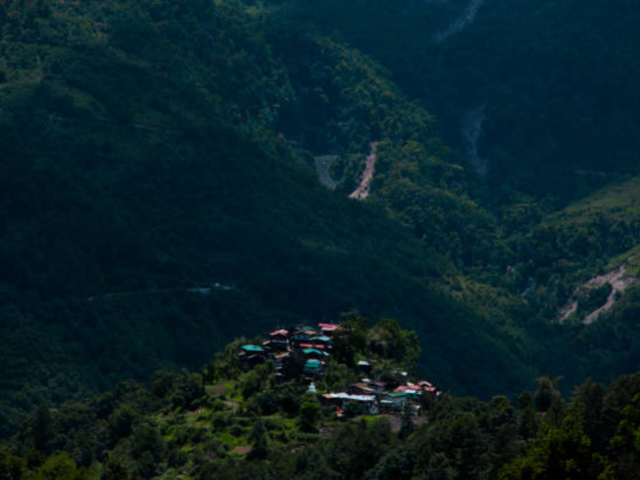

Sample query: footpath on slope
[349,142,379,201]
[557,260,636,324]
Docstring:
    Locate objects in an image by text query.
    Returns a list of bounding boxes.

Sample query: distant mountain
[272,0,640,198]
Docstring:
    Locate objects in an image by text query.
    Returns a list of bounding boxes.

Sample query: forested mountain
[4,325,640,480]
[2,0,640,453]
[0,0,527,435]
[274,0,640,198]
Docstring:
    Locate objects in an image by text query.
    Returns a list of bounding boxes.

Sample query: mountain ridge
[2,0,640,442]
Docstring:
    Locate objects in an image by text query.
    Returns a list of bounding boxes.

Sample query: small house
[274,351,290,368]
[394,385,423,399]
[303,348,327,361]
[240,344,265,354]
[347,383,376,396]
[299,343,326,350]
[417,380,438,393]
[310,335,331,344]
[291,332,312,344]
[382,392,409,408]
[357,360,373,375]
[368,380,387,395]
[269,329,290,350]
[238,344,267,368]
[270,329,289,341]
[318,323,342,336]
[304,359,324,375]
[321,393,377,414]
[242,354,266,367]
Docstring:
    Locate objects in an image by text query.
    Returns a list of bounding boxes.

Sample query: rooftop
[319,323,342,332]
[270,329,289,337]
[387,392,409,398]
[299,343,325,349]
[241,345,265,353]
[350,383,375,392]
[303,348,327,356]
[310,336,331,342]
[323,393,375,402]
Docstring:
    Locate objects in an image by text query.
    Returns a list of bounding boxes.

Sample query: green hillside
[272,0,640,198]
[3,0,640,446]
[0,0,536,436]
[4,326,640,480]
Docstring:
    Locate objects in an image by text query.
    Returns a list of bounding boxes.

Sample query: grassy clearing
[552,177,640,225]
[605,244,640,275]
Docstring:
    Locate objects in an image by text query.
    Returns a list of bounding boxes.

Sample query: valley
[2,0,640,458]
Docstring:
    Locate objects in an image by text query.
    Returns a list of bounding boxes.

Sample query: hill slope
[272,0,640,199]
[0,0,543,435]
[4,0,640,440]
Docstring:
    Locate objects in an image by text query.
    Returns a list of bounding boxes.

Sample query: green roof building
[303,348,326,356]
[241,345,265,353]
[310,336,331,343]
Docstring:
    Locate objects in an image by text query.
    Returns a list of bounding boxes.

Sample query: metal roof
[323,393,375,402]
[241,345,265,352]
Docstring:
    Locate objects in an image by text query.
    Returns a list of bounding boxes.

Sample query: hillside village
[237,321,440,417]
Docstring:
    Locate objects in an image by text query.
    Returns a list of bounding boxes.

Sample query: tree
[247,420,269,461]
[422,453,454,480]
[448,413,487,480]
[298,395,322,433]
[32,404,53,454]
[546,397,566,428]
[332,311,368,366]
[99,460,130,480]
[365,445,415,480]
[609,393,640,479]
[372,360,400,385]
[128,423,166,478]
[516,392,538,439]
[293,447,335,480]
[0,452,25,480]
[283,352,306,381]
[202,361,216,384]
[399,403,415,440]
[107,407,136,447]
[401,329,422,372]
[367,318,404,361]
[171,371,205,410]
[34,454,88,480]
[573,378,607,451]
[499,410,596,480]
[535,377,561,412]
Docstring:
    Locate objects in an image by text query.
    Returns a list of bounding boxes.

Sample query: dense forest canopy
[4,324,640,480]
[2,0,640,462]
[273,0,640,198]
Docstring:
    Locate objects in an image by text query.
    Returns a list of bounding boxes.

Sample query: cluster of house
[321,378,439,415]
[237,322,342,377]
[237,322,439,416]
